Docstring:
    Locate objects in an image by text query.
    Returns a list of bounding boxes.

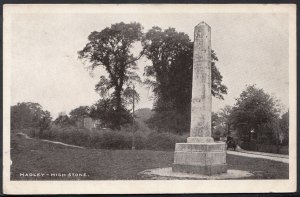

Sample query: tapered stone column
[172,22,227,175]
[188,21,214,144]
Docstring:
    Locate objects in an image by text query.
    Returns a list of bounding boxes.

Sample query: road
[227,150,289,163]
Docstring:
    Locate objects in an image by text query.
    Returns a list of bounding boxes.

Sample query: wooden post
[132,85,135,150]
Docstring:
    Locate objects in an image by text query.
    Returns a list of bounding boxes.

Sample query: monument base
[172,142,227,175]
[172,163,227,175]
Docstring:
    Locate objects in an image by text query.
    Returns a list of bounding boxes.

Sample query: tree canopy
[142,27,227,134]
[89,98,132,129]
[53,113,73,127]
[11,102,52,132]
[230,85,280,144]
[78,24,228,132]
[218,105,233,136]
[69,106,90,122]
[78,22,143,129]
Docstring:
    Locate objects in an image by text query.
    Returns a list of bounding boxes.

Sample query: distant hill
[134,108,154,133]
[135,108,154,122]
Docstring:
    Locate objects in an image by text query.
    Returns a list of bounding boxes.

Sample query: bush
[11,127,40,138]
[144,132,186,151]
[146,111,190,135]
[239,140,289,155]
[36,125,92,147]
[100,130,132,149]
[132,131,147,149]
[88,129,147,150]
[13,125,288,154]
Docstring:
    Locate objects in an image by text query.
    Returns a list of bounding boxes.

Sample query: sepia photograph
[3,4,296,194]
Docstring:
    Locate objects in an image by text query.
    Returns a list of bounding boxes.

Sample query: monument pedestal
[172,142,227,175]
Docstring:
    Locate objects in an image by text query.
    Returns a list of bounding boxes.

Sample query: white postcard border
[3,4,297,194]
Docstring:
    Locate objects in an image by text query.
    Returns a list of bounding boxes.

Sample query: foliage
[142,27,227,134]
[89,98,132,129]
[78,22,144,129]
[146,110,190,135]
[217,105,234,136]
[269,118,282,152]
[142,27,193,112]
[69,106,90,122]
[123,85,140,108]
[279,111,289,145]
[134,108,154,121]
[53,114,73,127]
[145,132,186,150]
[230,85,280,146]
[32,124,185,151]
[211,112,221,129]
[11,127,40,139]
[211,112,224,140]
[11,102,52,135]
[248,143,288,154]
[39,124,92,146]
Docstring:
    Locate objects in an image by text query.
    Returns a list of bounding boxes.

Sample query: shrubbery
[12,127,40,138]
[145,132,186,150]
[13,125,288,154]
[18,125,187,151]
[239,140,288,154]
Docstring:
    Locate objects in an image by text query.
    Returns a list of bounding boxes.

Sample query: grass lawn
[11,134,288,180]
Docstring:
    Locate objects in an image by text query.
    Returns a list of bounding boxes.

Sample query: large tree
[11,102,52,135]
[230,85,280,145]
[89,98,132,129]
[78,22,143,129]
[142,27,227,134]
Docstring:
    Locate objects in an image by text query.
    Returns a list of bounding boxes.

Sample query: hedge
[16,125,187,151]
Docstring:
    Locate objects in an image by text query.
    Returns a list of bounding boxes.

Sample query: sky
[6,6,289,118]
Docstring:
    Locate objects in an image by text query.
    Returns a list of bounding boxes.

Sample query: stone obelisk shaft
[173,22,227,175]
[187,22,213,143]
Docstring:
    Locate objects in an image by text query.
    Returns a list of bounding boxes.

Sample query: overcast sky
[7,6,289,118]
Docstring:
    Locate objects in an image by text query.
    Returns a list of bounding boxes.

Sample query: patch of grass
[226,154,288,179]
[11,134,288,180]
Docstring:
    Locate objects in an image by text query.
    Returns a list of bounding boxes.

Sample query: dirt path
[238,149,288,158]
[40,139,85,149]
[17,133,85,149]
[227,150,288,163]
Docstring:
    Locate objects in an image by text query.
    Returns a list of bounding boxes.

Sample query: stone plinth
[172,142,227,175]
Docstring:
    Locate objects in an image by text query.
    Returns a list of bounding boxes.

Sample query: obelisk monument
[172,22,227,175]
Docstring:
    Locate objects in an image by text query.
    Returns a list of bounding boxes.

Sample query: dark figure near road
[226,136,237,151]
